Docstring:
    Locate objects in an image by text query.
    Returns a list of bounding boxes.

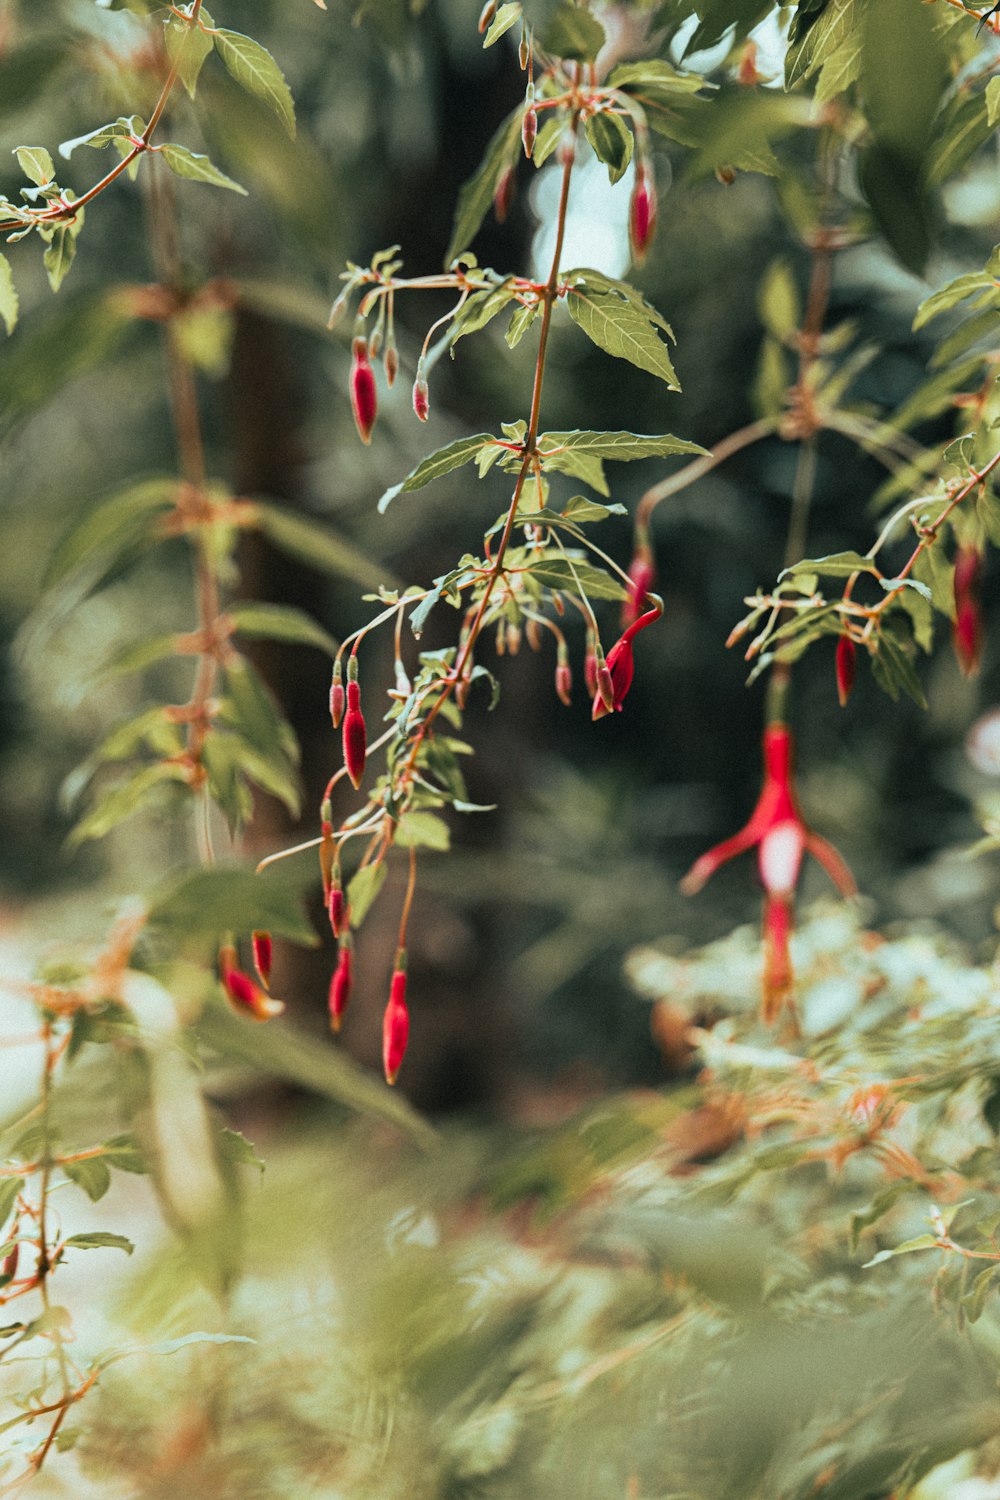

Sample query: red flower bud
[478,0,497,31]
[252,929,273,989]
[584,631,599,697]
[522,105,537,159]
[413,374,429,423]
[219,946,284,1021]
[350,336,377,445]
[622,547,656,628]
[629,163,656,263]
[328,875,345,939]
[835,635,857,707]
[555,647,572,707]
[494,166,515,224]
[330,661,345,729]
[383,958,409,1085]
[328,940,352,1032]
[319,814,334,897]
[953,545,984,677]
[343,677,367,790]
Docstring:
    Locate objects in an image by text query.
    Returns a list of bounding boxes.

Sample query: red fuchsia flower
[629,161,656,264]
[680,723,856,1023]
[342,659,367,790]
[330,660,345,729]
[835,635,857,707]
[622,542,656,628]
[413,359,430,423]
[383,956,410,1085]
[522,96,537,159]
[953,543,984,677]
[218,945,284,1022]
[328,938,353,1033]
[592,601,661,720]
[251,929,273,989]
[350,335,377,445]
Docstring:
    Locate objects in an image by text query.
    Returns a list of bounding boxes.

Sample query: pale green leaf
[59,116,140,159]
[395,811,451,852]
[227,602,337,656]
[213,29,296,137]
[147,864,318,947]
[64,1232,134,1254]
[0,254,17,336]
[566,287,679,387]
[15,145,54,185]
[43,226,76,293]
[539,2,605,60]
[43,477,179,590]
[483,2,521,47]
[583,110,633,184]
[165,11,214,97]
[158,142,247,194]
[250,503,386,589]
[378,434,496,512]
[348,862,387,927]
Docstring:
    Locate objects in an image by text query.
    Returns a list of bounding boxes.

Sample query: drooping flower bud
[350,335,377,445]
[343,661,367,791]
[622,543,656,628]
[953,544,984,677]
[413,358,429,423]
[252,930,273,989]
[629,162,656,264]
[1,1242,19,1285]
[522,88,537,159]
[506,622,522,656]
[219,945,284,1021]
[384,340,399,388]
[319,803,334,896]
[494,166,515,224]
[555,643,572,706]
[383,955,410,1085]
[525,617,542,652]
[330,659,345,728]
[584,630,599,697]
[835,635,857,707]
[518,25,528,69]
[328,938,352,1033]
[328,865,345,939]
[478,0,497,32]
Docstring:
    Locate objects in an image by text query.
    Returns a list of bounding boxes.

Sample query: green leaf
[227,603,337,657]
[518,554,626,602]
[147,864,318,948]
[213,30,296,137]
[988,76,1000,130]
[449,280,518,350]
[758,259,800,341]
[164,12,214,98]
[0,1179,23,1235]
[782,551,878,581]
[43,476,178,589]
[59,116,140,159]
[63,1158,112,1202]
[395,811,451,852]
[347,863,387,928]
[914,270,998,331]
[538,2,606,60]
[537,429,704,465]
[100,1134,147,1174]
[445,106,521,266]
[483,2,522,47]
[64,1232,134,1254]
[15,145,54,185]
[566,286,679,388]
[68,762,189,846]
[863,1233,939,1268]
[251,503,386,589]
[583,111,633,184]
[0,254,17,336]
[94,633,179,684]
[43,226,76,293]
[378,433,496,512]
[561,495,626,522]
[97,1331,255,1371]
[218,1128,265,1173]
[221,656,297,766]
[506,301,539,348]
[607,59,704,99]
[870,625,928,709]
[158,142,247,195]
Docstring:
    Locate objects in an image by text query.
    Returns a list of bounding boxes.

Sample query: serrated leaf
[449,280,517,349]
[213,30,296,136]
[250,503,385,589]
[15,145,54,185]
[483,2,521,46]
[218,1127,265,1173]
[914,270,997,331]
[538,2,605,60]
[164,13,214,98]
[445,106,521,266]
[147,864,318,947]
[43,226,76,293]
[59,116,140,159]
[537,429,704,463]
[518,553,626,602]
[63,1158,112,1202]
[583,111,633,184]
[64,1232,134,1254]
[0,254,17,336]
[158,142,247,195]
[566,287,679,388]
[506,301,539,348]
[227,602,337,656]
[378,433,496,512]
[607,59,704,99]
[863,1233,939,1267]
[870,626,928,709]
[395,811,451,852]
[782,551,877,580]
[347,863,387,928]
[100,1134,147,1173]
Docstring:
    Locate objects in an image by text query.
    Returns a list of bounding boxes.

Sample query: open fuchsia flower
[680,723,856,1021]
[218,945,284,1022]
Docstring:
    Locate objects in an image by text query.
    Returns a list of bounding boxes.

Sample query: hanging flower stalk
[680,723,855,1022]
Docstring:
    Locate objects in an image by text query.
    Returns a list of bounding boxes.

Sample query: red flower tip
[413,375,430,423]
[383,961,409,1085]
[555,654,572,707]
[330,670,345,729]
[251,929,273,989]
[629,163,656,263]
[219,947,284,1021]
[328,940,352,1033]
[343,676,367,790]
[622,548,656,628]
[350,337,377,445]
[835,635,857,707]
[761,893,794,1025]
[328,878,345,939]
